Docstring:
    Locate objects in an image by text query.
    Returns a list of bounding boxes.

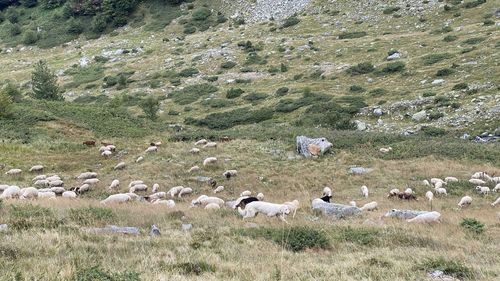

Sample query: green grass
[422,53,453,65]
[168,83,218,105]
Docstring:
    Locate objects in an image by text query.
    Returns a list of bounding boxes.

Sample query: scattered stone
[355,120,367,131]
[431,79,445,85]
[428,270,459,281]
[150,225,161,236]
[296,136,332,158]
[412,110,427,122]
[386,52,401,60]
[373,108,383,116]
[181,223,193,231]
[349,166,373,174]
[0,224,8,232]
[312,201,362,219]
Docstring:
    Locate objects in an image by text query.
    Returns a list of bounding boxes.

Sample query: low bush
[415,257,476,280]
[338,31,367,39]
[243,92,268,102]
[220,61,236,69]
[443,35,458,42]
[462,37,486,45]
[178,67,199,77]
[275,91,331,113]
[463,0,486,9]
[275,87,289,96]
[349,85,365,93]
[186,107,274,129]
[460,218,485,234]
[168,261,215,276]
[376,62,405,75]
[436,68,455,77]
[8,204,62,230]
[68,207,116,226]
[429,111,444,120]
[421,126,446,137]
[75,265,140,281]
[452,82,468,90]
[369,88,387,96]
[201,99,233,108]
[168,83,218,105]
[281,15,300,28]
[383,6,400,14]
[333,226,378,246]
[226,88,244,99]
[422,53,453,65]
[346,62,374,75]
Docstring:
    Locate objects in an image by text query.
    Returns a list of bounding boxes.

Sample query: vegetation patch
[415,257,476,280]
[75,265,141,281]
[226,88,244,99]
[281,15,300,28]
[8,204,62,230]
[68,207,116,227]
[167,261,215,276]
[186,107,274,130]
[346,62,374,75]
[376,62,406,75]
[168,83,218,105]
[275,91,331,113]
[338,31,367,39]
[333,226,378,246]
[422,53,453,65]
[460,218,485,234]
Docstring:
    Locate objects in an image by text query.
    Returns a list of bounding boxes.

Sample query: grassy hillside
[0,0,499,280]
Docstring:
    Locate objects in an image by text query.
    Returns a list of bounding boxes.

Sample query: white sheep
[46,175,61,182]
[125,193,142,201]
[204,203,221,210]
[109,179,120,190]
[494,183,500,193]
[49,180,64,187]
[469,178,486,185]
[240,190,252,197]
[106,145,116,152]
[153,199,175,208]
[203,142,217,148]
[100,194,131,204]
[471,172,489,180]
[32,175,47,182]
[323,186,332,197]
[50,187,65,195]
[178,187,193,198]
[152,183,159,193]
[203,157,217,166]
[360,201,378,211]
[430,178,445,185]
[213,186,224,193]
[167,186,184,197]
[388,188,400,197]
[77,172,97,180]
[62,191,77,199]
[222,170,237,179]
[475,186,490,195]
[349,201,357,207]
[38,191,56,199]
[114,162,126,170]
[136,156,144,163]
[145,146,158,153]
[422,180,431,187]
[148,192,166,202]
[0,185,9,191]
[190,148,200,154]
[78,184,91,194]
[435,187,448,196]
[29,165,44,173]
[188,166,200,173]
[34,179,49,188]
[153,141,162,147]
[195,139,208,146]
[445,177,458,183]
[425,191,434,201]
[83,178,100,185]
[99,146,110,153]
[101,150,112,157]
[283,200,300,218]
[379,147,392,153]
[404,188,413,196]
[238,201,290,222]
[458,196,472,208]
[406,211,441,223]
[5,169,22,175]
[434,181,444,189]
[361,185,369,198]
[491,177,500,184]
[0,186,21,199]
[130,184,148,193]
[20,187,38,200]
[191,195,224,207]
[128,180,144,188]
[257,193,265,201]
[490,197,500,207]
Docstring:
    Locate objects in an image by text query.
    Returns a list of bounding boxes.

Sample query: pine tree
[31,60,62,101]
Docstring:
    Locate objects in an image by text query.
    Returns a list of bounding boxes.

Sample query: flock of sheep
[1,139,500,225]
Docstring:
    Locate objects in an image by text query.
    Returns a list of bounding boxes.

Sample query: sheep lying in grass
[190,148,200,154]
[114,162,126,170]
[101,150,112,157]
[238,201,291,222]
[145,146,158,153]
[213,186,224,193]
[136,156,144,163]
[203,142,217,148]
[360,201,378,211]
[445,177,458,183]
[406,211,441,223]
[178,187,193,197]
[469,179,486,185]
[491,197,500,207]
[223,170,237,179]
[475,186,490,195]
[191,195,224,207]
[195,139,208,146]
[0,186,21,199]
[29,165,44,173]
[77,172,97,180]
[458,196,472,208]
[379,147,392,153]
[5,169,22,176]
[62,191,77,199]
[240,190,252,197]
[100,194,131,205]
[153,199,175,208]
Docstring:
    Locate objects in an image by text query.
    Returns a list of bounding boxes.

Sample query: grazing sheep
[145,146,158,153]
[146,192,166,202]
[404,188,413,196]
[434,187,448,196]
[129,184,148,193]
[125,193,143,202]
[195,139,208,146]
[128,180,144,188]
[434,181,444,189]
[76,184,91,194]
[190,148,200,154]
[49,180,64,187]
[188,166,200,173]
[114,162,126,170]
[383,209,429,220]
[152,141,162,147]
[475,186,490,195]
[136,156,144,163]
[458,196,472,208]
[360,201,378,211]
[83,178,100,185]
[38,191,56,199]
[388,188,400,198]
[422,180,431,187]
[153,199,175,208]
[0,185,9,191]
[471,172,489,180]
[29,165,44,173]
[323,186,332,197]
[34,179,49,188]
[203,142,217,148]
[469,178,486,185]
[238,201,291,222]
[203,157,217,166]
[491,177,500,184]
[100,194,131,205]
[361,185,369,198]
[283,200,300,218]
[50,187,65,195]
[491,197,500,207]
[445,177,459,183]
[101,150,112,157]
[20,187,38,200]
[213,186,224,193]
[46,175,61,182]
[406,211,441,223]
[152,183,159,193]
[62,191,77,199]
[256,193,265,201]
[240,190,252,197]
[205,203,221,210]
[1,186,21,199]
[32,175,47,182]
[311,199,362,219]
[167,186,183,197]
[5,169,22,175]
[77,172,97,180]
[379,147,392,153]
[494,183,500,193]
[349,201,357,207]
[191,195,224,207]
[222,170,237,179]
[178,187,193,197]
[109,179,120,190]
[320,195,332,202]
[425,191,434,202]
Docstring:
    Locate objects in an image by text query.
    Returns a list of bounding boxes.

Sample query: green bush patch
[168,83,218,105]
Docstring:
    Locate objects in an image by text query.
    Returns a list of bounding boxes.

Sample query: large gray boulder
[312,200,362,219]
[296,136,333,157]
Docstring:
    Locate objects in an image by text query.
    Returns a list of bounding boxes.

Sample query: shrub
[483,19,494,26]
[275,87,289,96]
[65,65,105,89]
[280,63,288,72]
[436,68,455,77]
[201,99,233,108]
[22,30,38,45]
[349,85,365,93]
[415,257,476,280]
[244,52,267,65]
[346,62,374,75]
[187,107,274,129]
[383,6,400,14]
[226,88,244,99]
[460,218,485,234]
[422,53,453,65]
[8,204,62,230]
[168,83,218,105]
[281,15,300,28]
[178,67,199,77]
[463,37,486,45]
[75,265,141,281]
[463,0,486,9]
[443,35,458,42]
[429,111,444,120]
[452,82,468,90]
[183,26,196,34]
[275,91,331,113]
[31,60,62,101]
[220,61,236,69]
[242,92,268,102]
[190,228,220,249]
[338,31,367,39]
[377,61,405,75]
[423,91,436,97]
[68,207,116,226]
[192,7,211,21]
[203,76,218,82]
[140,96,160,120]
[334,226,377,246]
[0,91,13,119]
[1,83,22,102]
[369,88,387,96]
[421,126,446,137]
[168,261,215,276]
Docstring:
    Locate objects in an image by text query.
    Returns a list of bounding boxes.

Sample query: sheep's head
[280,205,291,215]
